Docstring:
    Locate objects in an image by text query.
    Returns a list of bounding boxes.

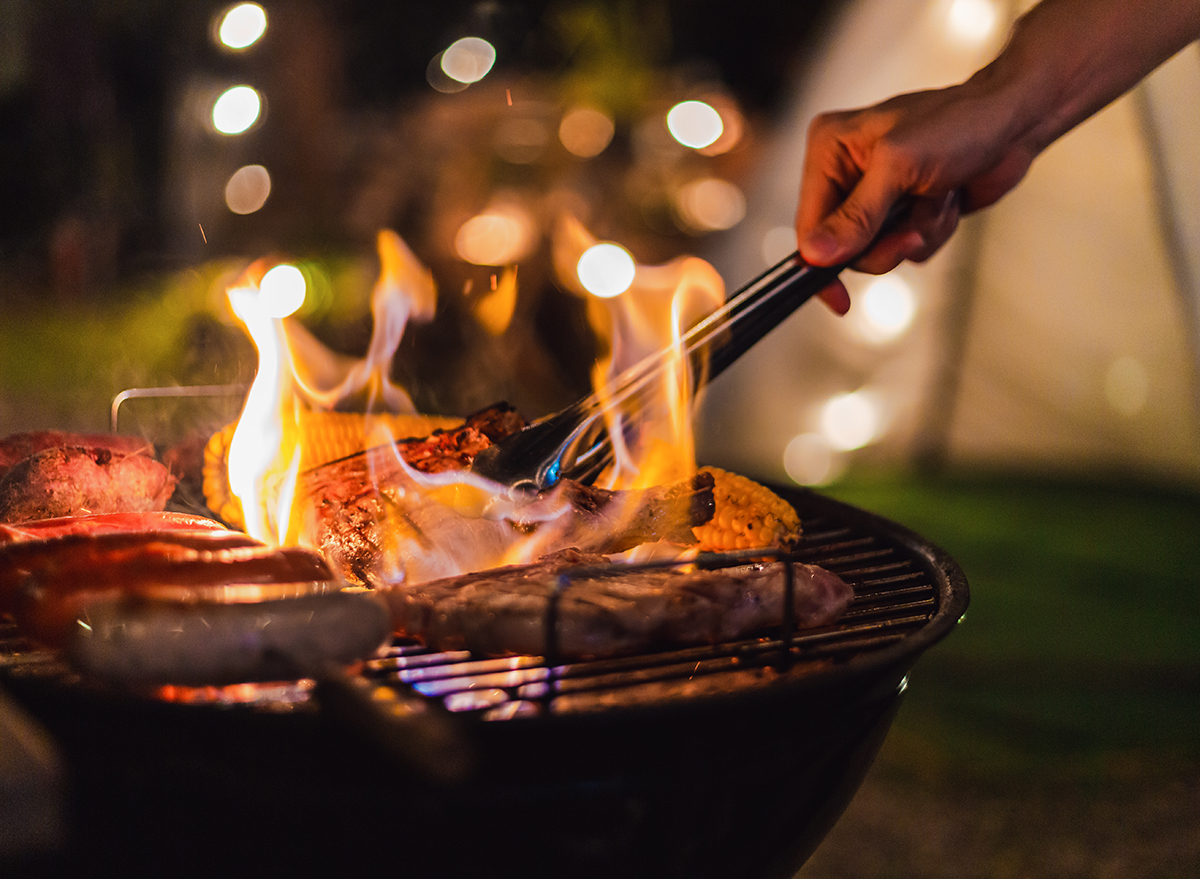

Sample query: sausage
[66,591,391,686]
[2,529,334,645]
[0,511,230,546]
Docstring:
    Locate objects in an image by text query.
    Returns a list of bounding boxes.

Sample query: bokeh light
[666,100,723,149]
[674,177,746,232]
[577,243,636,298]
[217,3,267,50]
[494,117,550,164]
[854,274,916,343]
[441,37,496,84]
[784,432,841,486]
[224,164,271,214]
[559,106,615,158]
[455,205,537,266]
[258,264,306,318]
[946,0,1000,44]
[212,85,262,135]
[1105,355,1150,417]
[426,53,470,93]
[761,226,797,266]
[819,391,881,451]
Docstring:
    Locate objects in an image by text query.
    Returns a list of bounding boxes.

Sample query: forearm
[974,0,1200,156]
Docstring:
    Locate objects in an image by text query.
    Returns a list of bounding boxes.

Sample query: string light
[666,100,723,149]
[674,177,746,232]
[853,274,916,343]
[577,243,636,298]
[819,391,881,451]
[1104,355,1150,416]
[946,0,1000,44]
[559,106,615,158]
[761,226,798,266]
[225,164,271,214]
[212,85,262,135]
[216,3,267,50]
[783,433,840,486]
[259,265,306,318]
[455,205,537,266]
[441,37,496,84]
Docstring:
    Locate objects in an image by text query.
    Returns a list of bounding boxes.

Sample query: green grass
[824,473,1200,787]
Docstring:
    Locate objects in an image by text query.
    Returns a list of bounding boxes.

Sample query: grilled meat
[0,511,230,545]
[0,431,154,477]
[0,445,175,523]
[299,441,715,587]
[382,547,854,658]
[1,528,334,646]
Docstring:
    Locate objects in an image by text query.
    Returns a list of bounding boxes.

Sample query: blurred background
[0,0,1197,875]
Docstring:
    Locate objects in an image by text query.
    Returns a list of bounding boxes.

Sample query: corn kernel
[692,466,801,552]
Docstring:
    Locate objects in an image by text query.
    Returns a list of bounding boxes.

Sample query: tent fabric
[697,0,1200,487]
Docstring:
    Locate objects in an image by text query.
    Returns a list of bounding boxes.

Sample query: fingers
[818,281,851,316]
[798,164,904,268]
[852,189,961,273]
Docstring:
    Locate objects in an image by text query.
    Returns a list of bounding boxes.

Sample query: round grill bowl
[1,486,968,879]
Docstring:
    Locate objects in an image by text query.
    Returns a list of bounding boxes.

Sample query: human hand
[795,83,1037,313]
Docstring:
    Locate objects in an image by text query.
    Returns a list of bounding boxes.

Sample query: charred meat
[0,444,175,523]
[382,547,854,659]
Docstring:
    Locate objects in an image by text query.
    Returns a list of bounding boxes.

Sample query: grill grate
[353,507,942,719]
[0,490,960,720]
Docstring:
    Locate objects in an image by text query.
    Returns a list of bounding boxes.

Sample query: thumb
[799,178,901,267]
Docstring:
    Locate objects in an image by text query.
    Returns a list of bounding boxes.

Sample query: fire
[223,219,726,580]
[551,215,725,490]
[224,230,437,544]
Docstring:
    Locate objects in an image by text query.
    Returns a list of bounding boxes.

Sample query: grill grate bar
[381,605,936,710]
[819,549,902,570]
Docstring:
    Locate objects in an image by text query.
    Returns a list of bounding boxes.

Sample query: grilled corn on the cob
[203,411,463,529]
[692,466,801,552]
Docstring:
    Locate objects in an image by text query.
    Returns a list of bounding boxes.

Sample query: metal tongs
[471,204,908,493]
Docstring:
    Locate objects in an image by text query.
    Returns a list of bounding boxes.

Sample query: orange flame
[551,215,725,490]
[224,220,726,582]
[224,231,437,544]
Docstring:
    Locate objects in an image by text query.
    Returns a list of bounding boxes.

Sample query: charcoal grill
[0,484,966,879]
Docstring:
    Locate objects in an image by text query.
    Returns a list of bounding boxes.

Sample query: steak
[382,547,854,658]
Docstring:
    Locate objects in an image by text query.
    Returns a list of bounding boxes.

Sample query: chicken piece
[0,431,154,477]
[299,444,715,587]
